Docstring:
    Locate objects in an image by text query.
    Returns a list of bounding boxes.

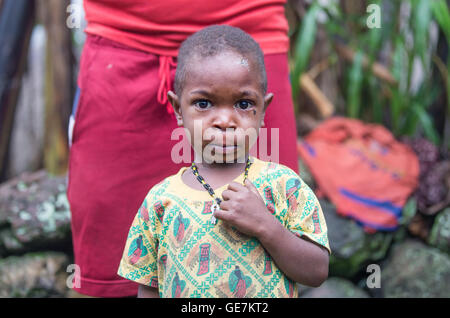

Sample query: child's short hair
[174,25,267,95]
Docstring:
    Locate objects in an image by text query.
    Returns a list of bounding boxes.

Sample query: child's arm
[214,179,329,287]
[256,212,329,287]
[138,285,159,298]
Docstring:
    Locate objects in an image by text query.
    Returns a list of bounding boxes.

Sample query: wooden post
[334,42,398,86]
[38,0,73,176]
[300,74,334,118]
[0,0,35,182]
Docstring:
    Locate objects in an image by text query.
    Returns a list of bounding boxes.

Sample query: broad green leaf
[390,37,408,133]
[412,104,440,145]
[411,0,431,68]
[347,50,364,118]
[431,0,450,42]
[292,3,320,102]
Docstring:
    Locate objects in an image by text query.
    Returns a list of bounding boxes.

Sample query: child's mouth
[209,144,238,154]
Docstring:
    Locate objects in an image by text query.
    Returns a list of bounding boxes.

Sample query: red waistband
[86,34,177,116]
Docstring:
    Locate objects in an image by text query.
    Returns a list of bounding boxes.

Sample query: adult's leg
[67,35,180,297]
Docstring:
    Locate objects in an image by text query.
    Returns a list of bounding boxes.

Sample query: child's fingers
[213,208,233,223]
[221,189,235,201]
[219,199,232,211]
[227,181,246,192]
[244,179,260,196]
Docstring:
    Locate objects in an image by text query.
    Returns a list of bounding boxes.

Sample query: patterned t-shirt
[117,156,330,298]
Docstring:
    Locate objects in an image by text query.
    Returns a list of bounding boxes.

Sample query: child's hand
[214,179,275,238]
[215,179,329,287]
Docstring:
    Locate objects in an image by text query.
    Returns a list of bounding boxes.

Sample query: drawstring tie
[157,55,177,116]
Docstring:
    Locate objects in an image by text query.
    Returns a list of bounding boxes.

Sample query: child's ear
[261,93,273,127]
[167,90,183,126]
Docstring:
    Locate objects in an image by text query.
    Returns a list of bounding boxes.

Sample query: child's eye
[193,100,212,110]
[235,100,254,110]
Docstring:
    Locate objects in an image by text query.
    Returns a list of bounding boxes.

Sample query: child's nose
[212,108,238,131]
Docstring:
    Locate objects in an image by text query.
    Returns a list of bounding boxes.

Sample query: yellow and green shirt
[117,156,330,298]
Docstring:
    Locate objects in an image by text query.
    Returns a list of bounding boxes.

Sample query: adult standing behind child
[68,0,300,297]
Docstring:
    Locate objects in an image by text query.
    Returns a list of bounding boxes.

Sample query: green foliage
[431,0,450,145]
[347,50,364,118]
[290,0,450,146]
[431,0,450,41]
[291,2,320,104]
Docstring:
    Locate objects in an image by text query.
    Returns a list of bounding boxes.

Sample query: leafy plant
[291,2,321,105]
[289,0,449,146]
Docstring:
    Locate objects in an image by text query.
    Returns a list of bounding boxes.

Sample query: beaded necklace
[190,158,252,225]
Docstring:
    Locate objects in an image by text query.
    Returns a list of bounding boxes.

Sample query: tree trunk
[38,0,73,176]
[0,0,35,182]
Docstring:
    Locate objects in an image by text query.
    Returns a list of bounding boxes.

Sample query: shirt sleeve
[117,195,159,288]
[285,176,331,255]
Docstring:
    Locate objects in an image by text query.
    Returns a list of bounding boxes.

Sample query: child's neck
[183,156,250,191]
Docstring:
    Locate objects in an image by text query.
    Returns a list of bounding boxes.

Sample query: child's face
[168,51,273,163]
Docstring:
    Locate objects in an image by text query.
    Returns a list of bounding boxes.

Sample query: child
[117,25,330,298]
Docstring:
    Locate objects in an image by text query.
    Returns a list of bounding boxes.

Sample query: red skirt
[67,35,298,297]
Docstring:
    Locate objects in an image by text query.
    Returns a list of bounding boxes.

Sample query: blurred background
[0,0,449,297]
